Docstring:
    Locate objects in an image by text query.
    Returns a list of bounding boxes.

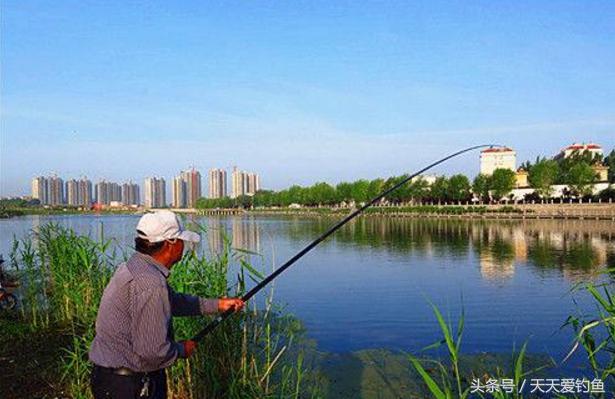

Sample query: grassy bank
[1,223,314,399]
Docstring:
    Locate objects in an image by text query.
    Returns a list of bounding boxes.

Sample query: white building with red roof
[555,142,603,159]
[479,146,516,176]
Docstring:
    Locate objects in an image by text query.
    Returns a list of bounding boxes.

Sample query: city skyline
[22,141,613,204]
[30,175,140,207]
[2,2,615,196]
[28,165,262,206]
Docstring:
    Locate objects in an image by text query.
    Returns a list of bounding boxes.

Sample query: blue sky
[1,1,614,196]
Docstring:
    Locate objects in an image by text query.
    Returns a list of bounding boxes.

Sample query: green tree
[489,168,516,201]
[237,195,253,208]
[567,162,597,197]
[253,190,275,207]
[447,174,471,202]
[350,179,370,204]
[384,175,416,203]
[557,150,603,184]
[430,177,449,203]
[367,178,384,200]
[408,178,430,203]
[519,159,533,172]
[396,175,413,203]
[528,158,559,198]
[287,185,304,205]
[383,177,401,204]
[336,182,353,203]
[309,182,337,206]
[472,174,490,202]
[276,189,290,206]
[196,196,235,209]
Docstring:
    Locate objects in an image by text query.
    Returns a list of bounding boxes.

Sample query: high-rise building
[109,182,122,203]
[32,175,90,206]
[246,172,260,195]
[78,178,93,207]
[48,175,65,205]
[231,167,244,199]
[173,168,201,208]
[31,176,49,205]
[96,180,110,205]
[66,179,79,206]
[479,147,516,176]
[208,168,227,199]
[172,176,186,208]
[183,168,201,208]
[231,167,260,198]
[144,177,166,208]
[95,180,123,205]
[122,182,140,206]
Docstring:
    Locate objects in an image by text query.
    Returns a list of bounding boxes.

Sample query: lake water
[2,214,614,375]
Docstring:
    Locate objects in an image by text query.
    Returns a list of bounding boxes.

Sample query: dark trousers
[90,365,167,399]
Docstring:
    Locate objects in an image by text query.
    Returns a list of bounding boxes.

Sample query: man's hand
[179,340,197,359]
[218,298,244,313]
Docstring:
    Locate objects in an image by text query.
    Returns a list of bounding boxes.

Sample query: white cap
[136,210,201,243]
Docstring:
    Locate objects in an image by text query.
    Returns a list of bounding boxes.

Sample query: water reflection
[205,216,261,254]
[7,216,613,285]
[271,217,615,282]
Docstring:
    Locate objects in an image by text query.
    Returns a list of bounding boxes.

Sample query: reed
[8,223,314,399]
[562,276,615,398]
[408,302,544,399]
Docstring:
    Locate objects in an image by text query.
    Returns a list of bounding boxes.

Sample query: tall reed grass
[410,296,615,398]
[409,302,549,399]
[562,277,615,398]
[8,222,314,398]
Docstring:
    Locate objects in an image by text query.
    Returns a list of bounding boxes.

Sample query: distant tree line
[0,198,41,208]
[195,149,614,209]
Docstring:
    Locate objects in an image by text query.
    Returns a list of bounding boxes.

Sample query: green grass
[7,223,316,399]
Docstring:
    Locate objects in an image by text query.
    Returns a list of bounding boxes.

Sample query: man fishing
[89,210,244,399]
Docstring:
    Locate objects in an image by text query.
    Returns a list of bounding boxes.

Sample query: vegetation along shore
[0,223,313,398]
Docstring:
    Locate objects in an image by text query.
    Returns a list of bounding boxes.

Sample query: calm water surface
[2,214,614,371]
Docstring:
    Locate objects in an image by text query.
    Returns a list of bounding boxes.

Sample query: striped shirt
[89,252,218,372]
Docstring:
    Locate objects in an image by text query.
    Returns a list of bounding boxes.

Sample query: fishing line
[192,143,502,342]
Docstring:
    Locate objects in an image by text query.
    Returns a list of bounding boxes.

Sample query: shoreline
[3,202,615,221]
[226,202,615,221]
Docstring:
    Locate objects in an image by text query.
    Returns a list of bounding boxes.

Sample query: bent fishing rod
[192,143,502,342]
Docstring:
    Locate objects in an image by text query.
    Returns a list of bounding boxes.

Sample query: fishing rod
[192,143,502,342]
